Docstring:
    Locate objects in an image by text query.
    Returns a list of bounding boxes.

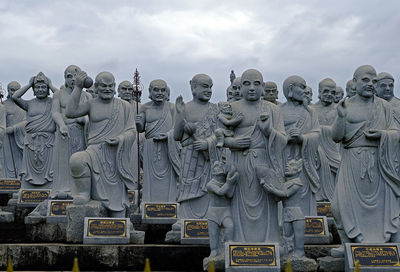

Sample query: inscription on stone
[49,200,73,216]
[317,202,333,217]
[351,245,400,267]
[229,245,277,266]
[305,217,325,235]
[144,203,177,218]
[87,219,127,237]
[20,190,50,204]
[0,179,21,192]
[127,190,137,205]
[184,220,209,238]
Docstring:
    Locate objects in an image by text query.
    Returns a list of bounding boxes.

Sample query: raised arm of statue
[331,99,347,142]
[12,77,33,111]
[47,77,60,93]
[135,106,146,133]
[65,71,90,118]
[173,96,185,141]
[51,91,69,137]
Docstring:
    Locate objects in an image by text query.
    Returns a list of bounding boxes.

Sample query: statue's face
[346,84,356,98]
[96,77,116,100]
[64,72,76,89]
[304,87,312,105]
[241,73,263,101]
[118,83,134,101]
[375,79,394,101]
[334,88,344,103]
[264,86,278,102]
[290,82,306,103]
[7,85,19,97]
[319,84,335,104]
[226,86,234,101]
[231,80,242,101]
[33,82,49,99]
[150,82,167,103]
[192,78,212,102]
[355,71,375,98]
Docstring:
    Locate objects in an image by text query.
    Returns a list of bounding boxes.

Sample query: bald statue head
[190,74,213,102]
[263,81,278,103]
[118,80,134,102]
[304,86,313,105]
[283,75,307,104]
[334,86,344,103]
[353,65,377,99]
[149,79,168,103]
[64,65,81,90]
[374,72,395,101]
[7,81,21,98]
[318,78,336,105]
[95,72,116,101]
[232,77,242,101]
[346,79,356,98]
[241,69,264,102]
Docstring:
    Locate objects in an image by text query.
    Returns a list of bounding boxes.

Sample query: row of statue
[1,64,399,262]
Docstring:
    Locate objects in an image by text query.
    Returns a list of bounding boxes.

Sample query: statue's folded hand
[106,137,119,145]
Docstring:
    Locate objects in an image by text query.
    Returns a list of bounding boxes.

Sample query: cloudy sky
[0,0,399,103]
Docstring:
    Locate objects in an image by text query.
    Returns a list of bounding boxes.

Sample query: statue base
[281,256,318,272]
[317,256,345,272]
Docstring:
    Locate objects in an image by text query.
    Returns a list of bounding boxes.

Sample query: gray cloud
[0,0,399,103]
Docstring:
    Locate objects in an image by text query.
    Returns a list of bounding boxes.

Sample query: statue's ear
[288,84,294,98]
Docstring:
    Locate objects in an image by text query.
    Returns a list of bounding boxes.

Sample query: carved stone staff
[133,69,142,199]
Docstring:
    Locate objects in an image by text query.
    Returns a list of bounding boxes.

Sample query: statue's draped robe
[230,101,286,243]
[3,99,26,178]
[20,98,55,188]
[52,92,90,198]
[280,103,320,216]
[142,102,180,202]
[0,105,6,177]
[85,99,137,212]
[177,103,219,219]
[311,102,340,201]
[332,97,400,242]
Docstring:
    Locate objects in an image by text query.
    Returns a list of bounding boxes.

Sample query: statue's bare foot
[292,249,305,258]
[331,246,345,258]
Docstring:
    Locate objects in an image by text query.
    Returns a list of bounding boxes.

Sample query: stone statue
[230,70,235,84]
[173,74,220,220]
[374,72,400,125]
[304,86,313,105]
[117,80,134,103]
[334,86,344,103]
[0,101,5,177]
[231,77,242,101]
[3,81,26,178]
[310,78,340,201]
[135,79,180,203]
[12,72,56,189]
[345,79,356,98]
[226,85,234,102]
[85,85,97,98]
[215,102,243,148]
[280,75,320,216]
[263,81,281,105]
[51,65,90,199]
[331,65,400,257]
[257,159,305,257]
[206,161,237,258]
[224,69,286,242]
[66,71,137,217]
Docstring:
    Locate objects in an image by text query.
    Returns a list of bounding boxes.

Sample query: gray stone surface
[26,222,66,242]
[66,71,137,217]
[203,253,225,271]
[66,200,107,243]
[281,256,318,272]
[317,256,344,272]
[0,210,14,222]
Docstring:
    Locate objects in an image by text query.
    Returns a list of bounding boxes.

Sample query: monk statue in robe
[12,72,56,188]
[231,77,242,101]
[374,72,400,126]
[311,78,340,201]
[173,74,220,220]
[304,86,313,106]
[0,102,5,177]
[51,65,90,199]
[3,81,26,178]
[224,69,286,243]
[263,81,281,105]
[334,86,344,104]
[226,85,234,102]
[331,65,400,257]
[280,76,320,217]
[345,79,356,98]
[66,71,137,217]
[135,79,180,202]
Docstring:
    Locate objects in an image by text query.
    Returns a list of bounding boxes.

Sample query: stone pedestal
[0,210,14,223]
[66,200,107,243]
[281,256,318,272]
[317,256,345,272]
